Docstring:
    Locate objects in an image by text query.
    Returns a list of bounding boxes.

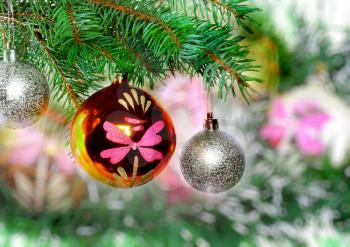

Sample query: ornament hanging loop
[203,85,218,131]
[112,73,128,85]
[6,0,15,50]
[204,112,219,131]
[3,49,16,63]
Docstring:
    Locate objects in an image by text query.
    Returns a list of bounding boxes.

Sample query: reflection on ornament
[71,78,176,188]
[7,78,25,100]
[116,125,132,136]
[0,50,50,128]
[204,149,222,165]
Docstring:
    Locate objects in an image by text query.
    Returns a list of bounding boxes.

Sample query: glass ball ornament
[180,113,245,193]
[0,49,50,128]
[70,77,176,188]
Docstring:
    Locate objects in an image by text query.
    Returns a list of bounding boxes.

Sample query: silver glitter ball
[180,129,245,193]
[0,50,49,128]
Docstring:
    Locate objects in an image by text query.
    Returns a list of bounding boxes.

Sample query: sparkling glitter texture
[0,50,50,128]
[70,79,176,188]
[180,129,245,193]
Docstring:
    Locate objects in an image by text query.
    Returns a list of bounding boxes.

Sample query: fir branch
[163,0,257,27]
[67,3,82,44]
[210,0,244,19]
[204,48,258,93]
[34,31,80,109]
[88,0,181,48]
[17,13,50,22]
[205,50,237,77]
[114,33,165,88]
[0,0,260,112]
[116,35,157,75]
[189,22,260,99]
[89,43,114,60]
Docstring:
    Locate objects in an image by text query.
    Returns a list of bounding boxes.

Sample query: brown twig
[1,17,7,47]
[209,0,245,20]
[89,44,114,60]
[204,49,255,91]
[67,3,82,44]
[204,49,240,81]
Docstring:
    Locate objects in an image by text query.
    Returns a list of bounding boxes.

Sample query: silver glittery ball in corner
[180,113,245,193]
[0,49,50,128]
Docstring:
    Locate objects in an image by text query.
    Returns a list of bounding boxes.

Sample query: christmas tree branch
[67,3,82,44]
[163,0,257,27]
[116,35,159,75]
[89,43,114,60]
[88,0,182,49]
[205,49,243,82]
[114,34,165,88]
[34,31,81,109]
[209,0,244,19]
[0,0,260,112]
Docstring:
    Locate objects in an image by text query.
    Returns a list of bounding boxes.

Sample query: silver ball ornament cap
[3,49,16,63]
[180,113,245,193]
[0,49,50,128]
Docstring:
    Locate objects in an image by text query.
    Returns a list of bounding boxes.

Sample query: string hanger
[6,0,15,50]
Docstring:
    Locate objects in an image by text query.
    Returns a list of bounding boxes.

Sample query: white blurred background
[256,0,350,43]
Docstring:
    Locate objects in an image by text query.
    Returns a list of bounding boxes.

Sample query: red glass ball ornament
[70,79,176,188]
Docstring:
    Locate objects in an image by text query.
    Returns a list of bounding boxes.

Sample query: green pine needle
[0,0,260,112]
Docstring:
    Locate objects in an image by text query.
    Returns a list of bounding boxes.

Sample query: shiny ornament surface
[0,50,50,128]
[71,79,176,188]
[180,129,245,193]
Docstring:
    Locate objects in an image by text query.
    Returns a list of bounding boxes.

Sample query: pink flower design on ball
[100,120,165,164]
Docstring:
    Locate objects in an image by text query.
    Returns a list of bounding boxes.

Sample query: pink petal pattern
[138,121,165,147]
[138,147,164,163]
[100,120,165,165]
[100,146,131,165]
[103,121,133,145]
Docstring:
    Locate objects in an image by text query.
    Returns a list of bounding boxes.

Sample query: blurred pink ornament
[260,98,331,156]
[7,128,75,176]
[160,75,207,127]
[260,99,290,148]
